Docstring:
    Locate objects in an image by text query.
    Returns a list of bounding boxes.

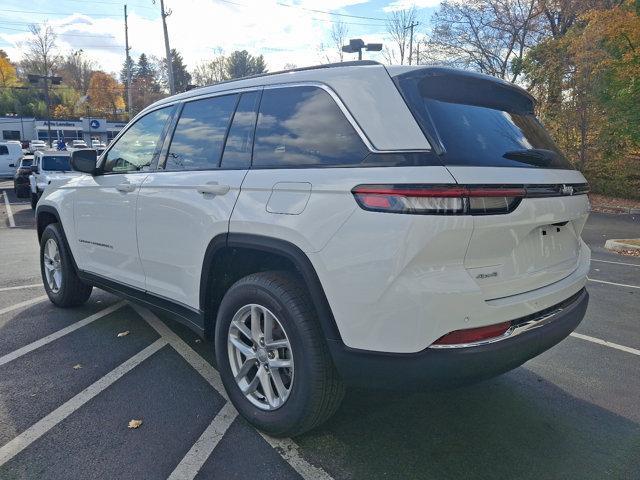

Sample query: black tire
[40,223,93,307]
[215,271,345,437]
[30,191,38,210]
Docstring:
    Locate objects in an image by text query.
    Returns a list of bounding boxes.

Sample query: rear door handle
[196,183,230,196]
[116,182,137,193]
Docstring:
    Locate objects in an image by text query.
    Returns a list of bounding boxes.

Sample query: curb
[591,206,640,215]
[605,239,640,253]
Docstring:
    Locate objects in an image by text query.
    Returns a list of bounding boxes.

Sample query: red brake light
[431,321,512,347]
[352,185,525,215]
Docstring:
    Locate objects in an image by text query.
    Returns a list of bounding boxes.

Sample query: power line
[1,8,122,18]
[214,0,386,26]
[0,26,117,38]
[275,2,387,22]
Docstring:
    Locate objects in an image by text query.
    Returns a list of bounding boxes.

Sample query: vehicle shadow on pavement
[295,370,640,480]
[9,208,36,229]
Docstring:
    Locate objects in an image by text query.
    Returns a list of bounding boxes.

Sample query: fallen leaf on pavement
[128,419,143,429]
[73,364,82,370]
[117,331,130,338]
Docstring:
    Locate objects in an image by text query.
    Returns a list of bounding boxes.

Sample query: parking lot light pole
[341,39,383,61]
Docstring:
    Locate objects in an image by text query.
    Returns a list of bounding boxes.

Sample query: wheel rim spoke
[235,358,256,382]
[263,310,274,344]
[250,306,262,343]
[241,372,260,395]
[258,368,277,408]
[232,318,252,342]
[270,369,289,400]
[268,358,292,369]
[265,339,288,349]
[229,336,254,359]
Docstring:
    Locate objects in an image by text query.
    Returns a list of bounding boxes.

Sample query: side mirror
[71,149,98,175]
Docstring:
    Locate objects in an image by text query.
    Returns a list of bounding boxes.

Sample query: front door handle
[196,183,230,196]
[116,182,137,193]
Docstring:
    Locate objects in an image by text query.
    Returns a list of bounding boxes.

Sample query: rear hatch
[393,67,590,299]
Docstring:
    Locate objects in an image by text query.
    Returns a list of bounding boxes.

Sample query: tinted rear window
[395,71,574,169]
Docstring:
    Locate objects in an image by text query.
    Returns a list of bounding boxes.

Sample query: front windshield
[20,159,33,167]
[42,155,71,171]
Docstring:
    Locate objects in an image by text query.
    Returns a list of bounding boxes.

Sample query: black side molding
[78,270,205,336]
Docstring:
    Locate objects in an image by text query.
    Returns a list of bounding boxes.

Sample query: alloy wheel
[43,238,62,293]
[227,304,294,410]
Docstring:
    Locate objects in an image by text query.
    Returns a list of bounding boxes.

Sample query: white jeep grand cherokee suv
[35,62,590,436]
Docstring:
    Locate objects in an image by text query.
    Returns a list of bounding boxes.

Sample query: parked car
[35,62,590,437]
[13,158,34,197]
[70,140,88,149]
[29,150,82,209]
[29,140,47,153]
[0,141,24,177]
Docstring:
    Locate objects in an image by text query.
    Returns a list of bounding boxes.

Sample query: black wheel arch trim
[36,205,81,274]
[200,233,344,344]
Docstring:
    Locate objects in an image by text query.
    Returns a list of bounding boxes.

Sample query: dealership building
[0,117,126,144]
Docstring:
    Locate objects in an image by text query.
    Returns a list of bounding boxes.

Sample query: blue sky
[0,0,439,74]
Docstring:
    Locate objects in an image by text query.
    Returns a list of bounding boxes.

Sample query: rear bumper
[328,288,588,389]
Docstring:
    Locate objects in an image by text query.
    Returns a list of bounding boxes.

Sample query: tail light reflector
[431,321,511,347]
[352,185,525,215]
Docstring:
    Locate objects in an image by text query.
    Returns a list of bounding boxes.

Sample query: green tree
[162,49,192,93]
[225,50,267,79]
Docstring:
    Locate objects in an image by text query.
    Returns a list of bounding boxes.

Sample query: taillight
[352,185,525,215]
[430,321,512,347]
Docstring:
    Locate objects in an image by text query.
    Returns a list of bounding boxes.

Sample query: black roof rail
[189,60,382,91]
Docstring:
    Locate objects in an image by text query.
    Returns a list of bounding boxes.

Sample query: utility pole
[405,21,419,65]
[124,5,134,118]
[159,0,175,94]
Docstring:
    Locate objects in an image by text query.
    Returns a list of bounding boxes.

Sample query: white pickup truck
[29,150,82,209]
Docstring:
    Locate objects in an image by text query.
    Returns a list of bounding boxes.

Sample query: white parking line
[0,284,42,292]
[570,332,640,356]
[587,277,640,290]
[167,402,238,480]
[130,303,334,480]
[0,339,166,466]
[131,304,227,398]
[0,301,126,367]
[0,295,48,317]
[3,191,15,228]
[592,258,640,267]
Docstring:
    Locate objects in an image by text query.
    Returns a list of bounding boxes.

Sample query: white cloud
[382,0,442,12]
[1,0,390,75]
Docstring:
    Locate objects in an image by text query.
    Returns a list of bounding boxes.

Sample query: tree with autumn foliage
[523,0,640,198]
[0,50,18,87]
[87,71,125,118]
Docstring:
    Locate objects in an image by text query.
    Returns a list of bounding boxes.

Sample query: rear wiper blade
[502,148,558,166]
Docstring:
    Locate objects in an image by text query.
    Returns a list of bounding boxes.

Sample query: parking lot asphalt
[0,180,638,479]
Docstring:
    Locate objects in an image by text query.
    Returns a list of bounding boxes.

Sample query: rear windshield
[394,71,574,169]
[42,156,71,171]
